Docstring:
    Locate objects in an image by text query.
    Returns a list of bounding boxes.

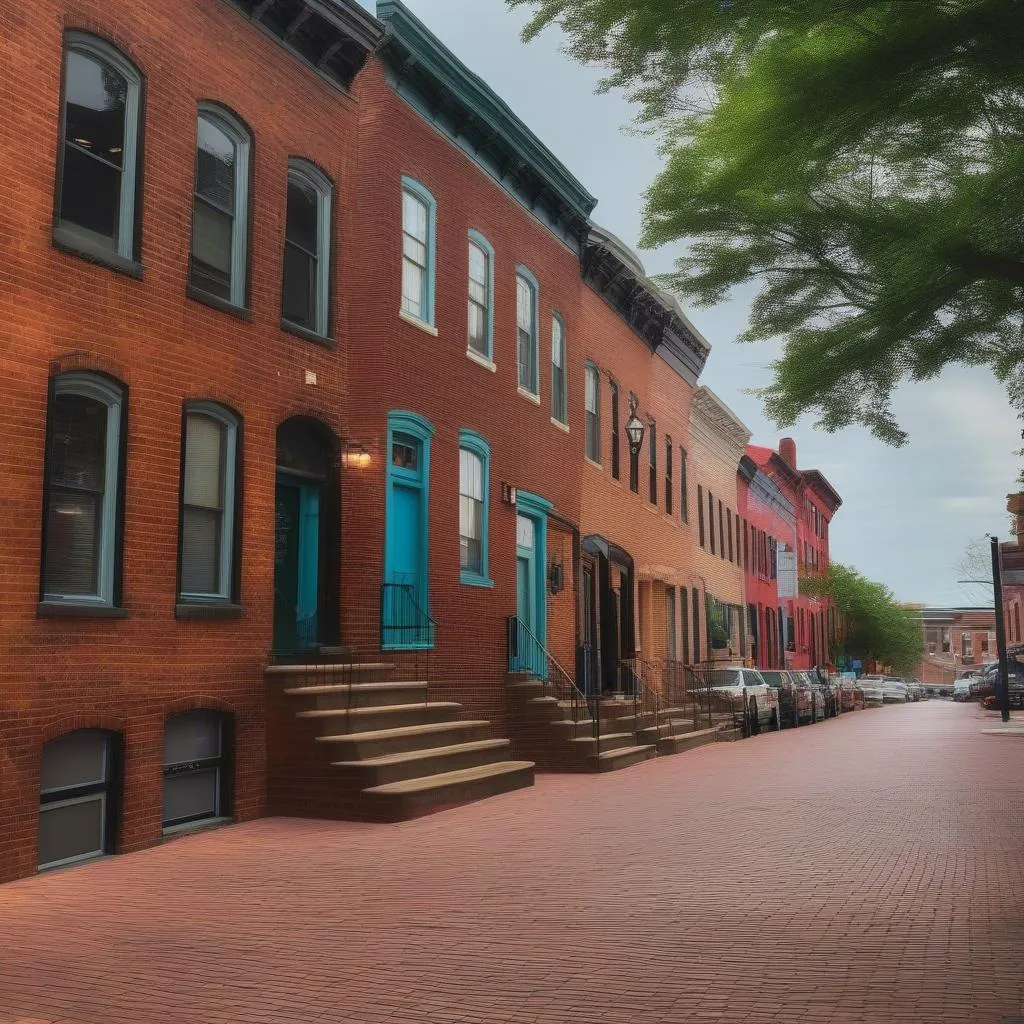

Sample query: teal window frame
[551,312,567,426]
[466,229,494,361]
[57,32,143,263]
[383,409,434,650]
[42,371,125,607]
[515,490,553,648]
[282,158,333,340]
[458,429,493,587]
[400,176,436,327]
[177,401,241,604]
[515,265,540,396]
[191,103,251,310]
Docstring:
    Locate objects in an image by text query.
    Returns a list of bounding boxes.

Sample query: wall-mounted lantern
[341,442,371,470]
[548,561,564,595]
[624,393,645,456]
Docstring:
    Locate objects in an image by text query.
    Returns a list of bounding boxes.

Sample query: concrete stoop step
[717,727,744,742]
[276,664,535,818]
[587,744,657,772]
[656,725,721,756]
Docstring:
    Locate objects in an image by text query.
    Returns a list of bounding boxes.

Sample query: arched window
[584,362,600,463]
[39,729,120,870]
[41,372,126,607]
[190,103,251,308]
[467,230,494,362]
[400,176,436,327]
[551,314,567,426]
[56,32,143,264]
[459,430,492,587]
[282,159,333,339]
[516,266,540,397]
[178,402,241,604]
[162,710,231,830]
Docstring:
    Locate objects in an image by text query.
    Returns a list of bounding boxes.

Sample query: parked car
[976,659,1024,710]
[706,666,781,733]
[761,670,807,727]
[792,670,827,721]
[881,678,908,704]
[952,678,973,702]
[836,679,861,711]
[858,675,885,707]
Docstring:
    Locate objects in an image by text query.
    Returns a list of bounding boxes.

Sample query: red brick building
[747,440,842,670]
[1003,494,1024,655]
[915,607,997,686]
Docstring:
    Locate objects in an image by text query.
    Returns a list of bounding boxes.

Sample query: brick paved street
[2,702,1022,1024]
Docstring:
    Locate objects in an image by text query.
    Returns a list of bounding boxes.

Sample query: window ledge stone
[466,349,497,372]
[460,573,495,589]
[37,601,128,619]
[584,456,603,470]
[517,386,541,406]
[175,602,243,620]
[162,816,233,839]
[551,417,569,434]
[186,284,253,322]
[53,226,143,280]
[281,319,335,348]
[399,309,438,336]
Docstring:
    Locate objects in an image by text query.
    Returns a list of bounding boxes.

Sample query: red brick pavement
[1,702,1022,1024]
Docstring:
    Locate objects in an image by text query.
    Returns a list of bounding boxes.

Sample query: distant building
[915,607,997,686]
[1002,493,1024,655]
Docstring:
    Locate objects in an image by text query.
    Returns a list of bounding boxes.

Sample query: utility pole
[990,535,1011,723]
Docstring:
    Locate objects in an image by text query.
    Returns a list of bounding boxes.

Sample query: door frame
[383,410,434,649]
[514,490,552,649]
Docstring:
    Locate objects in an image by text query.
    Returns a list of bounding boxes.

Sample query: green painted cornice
[376,0,597,248]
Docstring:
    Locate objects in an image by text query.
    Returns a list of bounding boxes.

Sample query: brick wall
[0,0,362,882]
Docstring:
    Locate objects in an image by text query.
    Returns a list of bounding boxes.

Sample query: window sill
[399,309,438,336]
[517,387,541,406]
[460,572,494,589]
[551,417,569,434]
[53,226,143,280]
[186,284,253,322]
[37,601,128,619]
[466,349,497,372]
[584,456,603,471]
[175,602,243,620]
[162,816,232,839]
[281,318,334,349]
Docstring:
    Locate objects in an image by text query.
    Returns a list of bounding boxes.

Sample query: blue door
[273,479,320,652]
[384,425,431,648]
[512,512,546,677]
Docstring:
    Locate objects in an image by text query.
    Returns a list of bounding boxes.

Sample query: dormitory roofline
[376,0,597,252]
[227,0,385,91]
[583,224,711,385]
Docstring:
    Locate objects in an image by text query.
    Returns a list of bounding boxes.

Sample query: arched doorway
[581,535,635,694]
[273,417,340,653]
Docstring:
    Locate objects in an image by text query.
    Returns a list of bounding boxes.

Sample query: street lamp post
[990,535,1011,723]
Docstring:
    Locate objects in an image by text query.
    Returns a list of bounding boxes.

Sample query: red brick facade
[0,0,843,884]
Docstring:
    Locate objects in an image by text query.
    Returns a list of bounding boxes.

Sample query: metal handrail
[507,616,600,750]
[618,657,663,748]
[381,582,437,649]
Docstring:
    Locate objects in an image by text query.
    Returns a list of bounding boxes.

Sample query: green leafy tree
[511,0,1024,444]
[801,563,923,673]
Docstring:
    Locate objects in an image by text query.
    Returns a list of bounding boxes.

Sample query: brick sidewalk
[1,702,1022,1024]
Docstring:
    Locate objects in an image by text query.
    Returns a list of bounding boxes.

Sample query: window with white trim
[179,403,239,602]
[467,233,492,358]
[401,178,435,325]
[551,314,567,425]
[282,160,332,338]
[42,372,125,606]
[516,269,539,394]
[190,105,250,307]
[56,33,142,262]
[459,431,491,585]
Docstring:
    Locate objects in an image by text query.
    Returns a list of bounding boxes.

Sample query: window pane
[163,769,219,824]
[39,796,104,868]
[283,243,316,328]
[516,276,533,332]
[184,415,224,510]
[585,367,597,413]
[459,449,483,501]
[65,51,127,165]
[49,393,107,491]
[402,233,426,267]
[553,364,566,422]
[516,514,534,550]
[196,118,236,211]
[468,301,487,352]
[401,260,423,319]
[469,242,487,289]
[164,711,222,764]
[181,507,221,594]
[191,200,233,299]
[552,321,564,368]
[286,176,319,254]
[61,143,121,246]
[460,535,482,574]
[45,490,101,596]
[41,731,108,793]
[518,328,533,389]
[403,191,427,243]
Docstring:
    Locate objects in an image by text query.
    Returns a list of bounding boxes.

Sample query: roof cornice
[376,1,597,250]
[225,0,385,91]
[802,468,843,511]
[690,387,751,460]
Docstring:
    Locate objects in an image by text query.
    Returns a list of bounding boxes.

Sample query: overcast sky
[361,0,1019,606]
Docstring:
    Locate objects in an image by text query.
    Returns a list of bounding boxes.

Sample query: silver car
[706,666,781,732]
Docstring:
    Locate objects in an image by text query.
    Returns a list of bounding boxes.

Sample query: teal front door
[384,425,431,649]
[513,512,545,676]
[273,478,320,652]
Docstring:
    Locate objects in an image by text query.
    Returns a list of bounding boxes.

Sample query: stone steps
[586,744,657,772]
[331,738,514,787]
[284,680,429,709]
[296,701,461,735]
[315,719,493,759]
[657,725,721,756]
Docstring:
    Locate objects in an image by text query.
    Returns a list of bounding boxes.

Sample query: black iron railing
[507,616,600,749]
[381,582,436,650]
[675,662,748,735]
[617,657,663,747]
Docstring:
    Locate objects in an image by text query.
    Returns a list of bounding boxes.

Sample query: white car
[881,677,908,704]
[706,666,781,732]
[858,675,885,707]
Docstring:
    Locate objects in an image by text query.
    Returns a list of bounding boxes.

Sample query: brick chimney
[779,437,797,470]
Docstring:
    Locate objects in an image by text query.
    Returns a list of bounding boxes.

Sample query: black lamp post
[624,395,645,456]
